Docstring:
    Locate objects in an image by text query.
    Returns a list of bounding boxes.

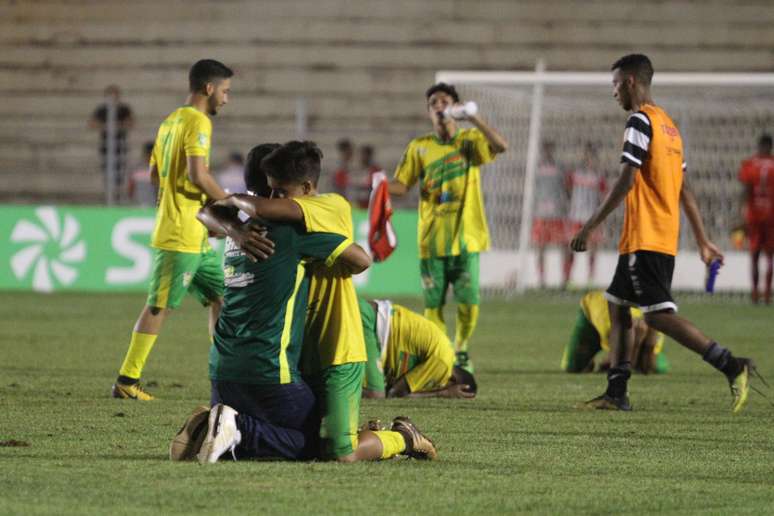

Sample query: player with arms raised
[571,54,759,412]
[112,59,233,400]
[388,83,508,373]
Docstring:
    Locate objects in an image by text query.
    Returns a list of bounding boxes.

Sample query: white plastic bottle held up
[444,101,478,120]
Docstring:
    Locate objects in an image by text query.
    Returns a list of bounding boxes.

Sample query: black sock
[605,365,631,398]
[117,375,139,385]
[702,342,740,378]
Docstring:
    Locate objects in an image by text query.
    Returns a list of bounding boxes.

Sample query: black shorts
[605,251,677,313]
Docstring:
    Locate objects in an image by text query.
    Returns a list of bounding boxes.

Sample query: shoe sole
[170,406,210,461]
[732,365,751,414]
[392,417,438,460]
[198,404,223,465]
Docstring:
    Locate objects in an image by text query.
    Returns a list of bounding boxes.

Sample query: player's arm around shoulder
[196,203,275,261]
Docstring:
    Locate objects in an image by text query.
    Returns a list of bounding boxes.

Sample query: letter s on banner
[106,217,155,284]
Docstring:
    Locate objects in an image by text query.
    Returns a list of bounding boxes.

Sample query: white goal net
[436,67,774,296]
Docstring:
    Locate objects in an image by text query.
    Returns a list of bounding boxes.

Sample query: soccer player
[359,297,477,399]
[533,140,568,288]
[563,142,606,288]
[561,291,669,375]
[387,82,508,373]
[184,143,374,463]
[111,59,233,401]
[209,141,438,463]
[738,133,774,304]
[570,54,757,412]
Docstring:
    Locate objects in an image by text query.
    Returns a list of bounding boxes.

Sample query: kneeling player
[207,141,438,463]
[172,143,370,463]
[561,291,669,375]
[359,298,476,399]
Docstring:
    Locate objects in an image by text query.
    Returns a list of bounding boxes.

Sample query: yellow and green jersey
[394,127,496,259]
[580,291,664,354]
[293,194,367,370]
[150,106,213,253]
[360,298,455,393]
[209,221,348,385]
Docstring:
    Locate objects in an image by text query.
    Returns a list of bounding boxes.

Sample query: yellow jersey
[293,193,366,369]
[384,303,455,392]
[394,128,495,259]
[150,106,213,253]
[580,291,664,354]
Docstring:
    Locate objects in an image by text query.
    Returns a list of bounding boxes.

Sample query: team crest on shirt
[182,272,192,288]
[198,133,209,147]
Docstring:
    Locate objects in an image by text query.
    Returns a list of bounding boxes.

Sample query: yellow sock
[374,430,406,459]
[424,307,446,335]
[118,331,158,380]
[454,304,479,352]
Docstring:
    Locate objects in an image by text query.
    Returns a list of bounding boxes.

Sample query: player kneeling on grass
[561,291,669,375]
[359,297,476,399]
[171,143,371,463]
[183,141,437,463]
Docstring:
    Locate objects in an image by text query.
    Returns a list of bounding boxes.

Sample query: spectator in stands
[333,138,354,199]
[217,151,246,194]
[89,85,135,203]
[356,144,385,208]
[127,141,157,206]
[563,142,607,288]
[532,140,568,288]
[738,133,774,304]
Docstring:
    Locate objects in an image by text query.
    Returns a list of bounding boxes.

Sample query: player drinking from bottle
[570,54,761,413]
[387,82,508,373]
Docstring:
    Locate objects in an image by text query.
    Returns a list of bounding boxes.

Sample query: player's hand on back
[230,222,274,262]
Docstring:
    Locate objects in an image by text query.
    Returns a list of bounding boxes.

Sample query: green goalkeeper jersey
[209,221,350,385]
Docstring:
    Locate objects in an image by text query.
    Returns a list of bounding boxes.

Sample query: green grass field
[1,292,773,515]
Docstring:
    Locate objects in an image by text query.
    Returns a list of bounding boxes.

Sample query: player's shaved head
[262,141,323,187]
[189,59,234,94]
[244,143,281,196]
[611,54,654,86]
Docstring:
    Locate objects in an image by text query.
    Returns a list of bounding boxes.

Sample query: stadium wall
[1,0,773,202]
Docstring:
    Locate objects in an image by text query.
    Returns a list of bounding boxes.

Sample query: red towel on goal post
[367,171,397,262]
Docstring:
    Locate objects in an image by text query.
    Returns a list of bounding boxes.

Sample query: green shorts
[146,248,224,309]
[420,252,480,309]
[363,326,386,395]
[306,362,364,459]
[561,309,601,372]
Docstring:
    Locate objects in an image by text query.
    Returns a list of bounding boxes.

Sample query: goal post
[435,66,774,296]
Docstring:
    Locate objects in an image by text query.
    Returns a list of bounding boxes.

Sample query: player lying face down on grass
[358,297,476,399]
[561,291,669,375]
[198,141,438,463]
[174,143,373,463]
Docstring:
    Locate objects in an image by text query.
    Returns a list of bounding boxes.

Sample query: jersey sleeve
[292,194,353,238]
[183,114,212,157]
[621,111,653,168]
[394,140,421,187]
[468,128,495,166]
[296,231,351,267]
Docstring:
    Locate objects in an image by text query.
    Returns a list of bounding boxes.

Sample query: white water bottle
[444,101,478,120]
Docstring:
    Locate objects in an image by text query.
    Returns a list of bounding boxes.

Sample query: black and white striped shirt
[620,111,687,172]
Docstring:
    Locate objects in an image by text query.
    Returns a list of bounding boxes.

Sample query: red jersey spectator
[738,133,774,304]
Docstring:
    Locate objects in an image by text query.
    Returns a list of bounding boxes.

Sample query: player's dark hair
[244,143,281,196]
[611,54,654,86]
[189,59,233,94]
[759,133,773,149]
[336,138,353,153]
[452,366,478,394]
[262,141,323,187]
[425,82,460,103]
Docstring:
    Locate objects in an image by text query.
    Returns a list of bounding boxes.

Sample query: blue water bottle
[705,259,721,294]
